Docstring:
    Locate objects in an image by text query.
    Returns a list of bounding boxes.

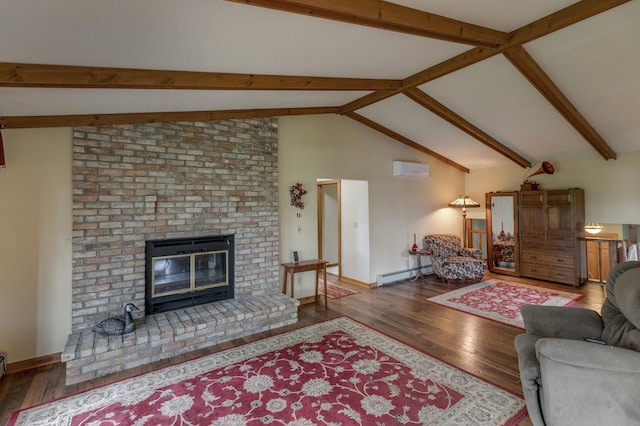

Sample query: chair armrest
[537,338,640,372]
[514,333,542,389]
[536,338,640,425]
[513,333,545,426]
[459,247,482,259]
[521,304,603,340]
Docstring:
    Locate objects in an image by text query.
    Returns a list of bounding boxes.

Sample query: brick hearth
[65,118,298,384]
[62,294,298,385]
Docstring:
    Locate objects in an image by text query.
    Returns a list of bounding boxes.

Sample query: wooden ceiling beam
[0,107,340,129]
[344,111,469,173]
[509,0,631,45]
[226,0,509,47]
[405,88,531,168]
[339,46,497,113]
[0,62,400,91]
[503,46,617,160]
[340,0,630,113]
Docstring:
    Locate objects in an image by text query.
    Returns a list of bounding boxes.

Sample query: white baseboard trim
[376,265,433,286]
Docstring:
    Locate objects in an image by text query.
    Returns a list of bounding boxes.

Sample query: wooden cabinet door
[586,240,600,280]
[546,190,574,233]
[586,233,618,282]
[519,191,545,234]
[601,243,611,279]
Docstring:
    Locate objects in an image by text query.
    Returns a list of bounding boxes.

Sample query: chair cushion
[616,267,640,329]
[601,262,640,352]
[603,260,640,313]
[426,234,461,258]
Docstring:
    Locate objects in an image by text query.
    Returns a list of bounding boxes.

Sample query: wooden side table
[281,259,329,306]
[409,250,431,282]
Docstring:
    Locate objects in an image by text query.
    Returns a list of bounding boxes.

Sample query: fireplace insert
[145,235,234,314]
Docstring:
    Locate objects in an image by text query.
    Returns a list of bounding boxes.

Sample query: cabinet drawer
[546,232,575,247]
[520,239,544,250]
[546,190,572,206]
[285,263,322,273]
[520,191,543,205]
[521,231,545,241]
[520,250,574,267]
[520,233,545,249]
[521,263,576,285]
[540,243,575,256]
[520,233,576,250]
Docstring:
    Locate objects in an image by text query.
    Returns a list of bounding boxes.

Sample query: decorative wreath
[289,182,307,209]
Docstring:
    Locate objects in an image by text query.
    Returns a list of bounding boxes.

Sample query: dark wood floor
[0,272,606,425]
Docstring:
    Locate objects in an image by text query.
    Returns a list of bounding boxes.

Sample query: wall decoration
[289,182,307,209]
[521,161,554,190]
[93,303,139,335]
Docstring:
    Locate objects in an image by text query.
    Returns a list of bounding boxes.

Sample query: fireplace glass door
[145,234,235,314]
[152,250,228,297]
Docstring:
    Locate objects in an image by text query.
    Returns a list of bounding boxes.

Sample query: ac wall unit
[392,161,430,177]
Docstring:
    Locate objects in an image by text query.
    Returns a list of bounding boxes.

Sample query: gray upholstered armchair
[514,261,640,426]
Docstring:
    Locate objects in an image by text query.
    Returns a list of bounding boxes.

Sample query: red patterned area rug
[8,317,526,426]
[318,281,361,299]
[426,279,583,328]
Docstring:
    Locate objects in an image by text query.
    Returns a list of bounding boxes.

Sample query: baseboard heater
[376,265,433,286]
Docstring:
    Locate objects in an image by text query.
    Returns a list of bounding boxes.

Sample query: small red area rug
[318,281,361,299]
[426,279,583,328]
[8,317,525,426]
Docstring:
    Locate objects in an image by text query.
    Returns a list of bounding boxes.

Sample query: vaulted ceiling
[1,0,638,171]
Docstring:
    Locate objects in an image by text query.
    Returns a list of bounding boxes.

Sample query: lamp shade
[585,222,603,235]
[449,196,480,248]
[449,196,480,209]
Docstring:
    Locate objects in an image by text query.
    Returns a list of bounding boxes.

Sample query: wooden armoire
[518,189,587,286]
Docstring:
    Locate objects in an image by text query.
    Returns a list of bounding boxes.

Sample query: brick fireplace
[62,118,298,384]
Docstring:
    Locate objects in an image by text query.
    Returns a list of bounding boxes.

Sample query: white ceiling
[1,0,639,170]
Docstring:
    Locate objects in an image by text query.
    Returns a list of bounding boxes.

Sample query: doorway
[317,180,341,278]
[317,179,371,286]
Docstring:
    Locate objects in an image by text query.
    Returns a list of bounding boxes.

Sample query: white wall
[278,114,465,296]
[465,151,640,225]
[0,128,72,363]
[321,183,339,265]
[340,179,370,283]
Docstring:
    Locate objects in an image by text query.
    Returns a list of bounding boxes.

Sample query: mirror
[486,192,519,276]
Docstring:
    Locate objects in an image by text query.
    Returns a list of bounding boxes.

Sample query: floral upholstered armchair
[424,234,485,283]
